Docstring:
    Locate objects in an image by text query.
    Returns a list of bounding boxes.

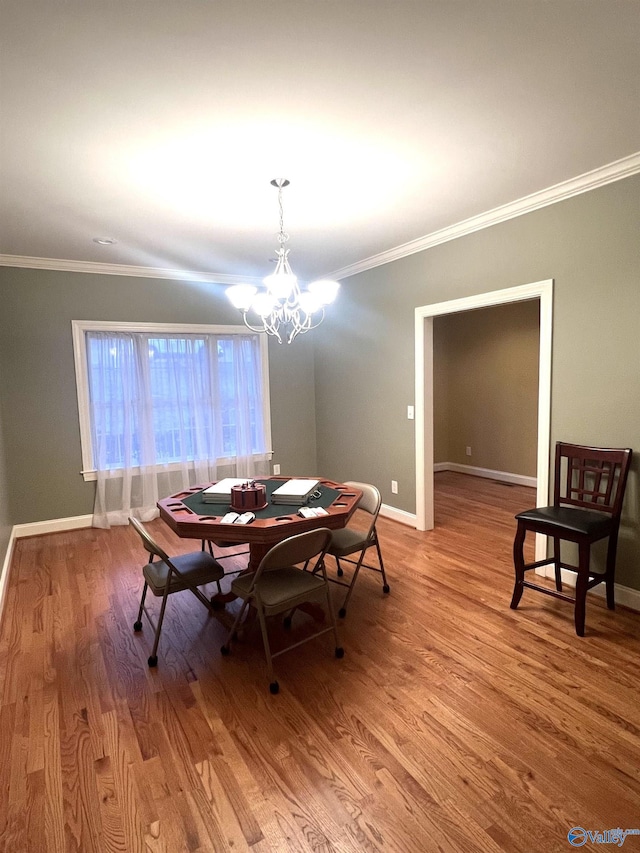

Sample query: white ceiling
[1,0,639,283]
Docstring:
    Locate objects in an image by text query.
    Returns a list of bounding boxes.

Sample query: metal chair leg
[148,581,172,666]
[134,581,148,631]
[222,598,251,652]
[339,551,367,617]
[373,534,390,593]
[324,581,342,653]
[255,603,279,693]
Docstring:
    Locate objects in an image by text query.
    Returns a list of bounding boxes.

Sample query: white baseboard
[434,461,537,488]
[543,567,640,612]
[12,514,94,538]
[595,583,640,612]
[0,529,17,627]
[380,503,417,527]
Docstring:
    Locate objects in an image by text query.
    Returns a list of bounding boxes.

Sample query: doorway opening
[414,280,553,563]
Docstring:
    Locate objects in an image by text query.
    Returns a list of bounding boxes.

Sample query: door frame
[414,279,553,562]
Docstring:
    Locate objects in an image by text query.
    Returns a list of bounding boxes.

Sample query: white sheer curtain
[87,331,269,528]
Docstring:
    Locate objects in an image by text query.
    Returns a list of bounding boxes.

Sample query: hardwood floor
[1,472,640,852]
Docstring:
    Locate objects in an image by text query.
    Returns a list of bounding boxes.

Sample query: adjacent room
[1,1,639,851]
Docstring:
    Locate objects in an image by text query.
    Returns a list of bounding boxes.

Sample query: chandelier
[226,179,339,344]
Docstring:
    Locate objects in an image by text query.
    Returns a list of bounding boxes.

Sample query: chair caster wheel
[383,584,390,594]
[133,620,142,632]
[220,645,230,656]
[147,655,158,667]
[338,607,346,618]
[269,681,280,695]
[337,567,344,577]
[335,647,344,659]
[283,616,292,629]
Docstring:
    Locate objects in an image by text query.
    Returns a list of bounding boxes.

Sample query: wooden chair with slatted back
[510,442,632,636]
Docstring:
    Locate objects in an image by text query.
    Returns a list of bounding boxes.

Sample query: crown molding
[0,255,263,286]
[1,152,639,283]
[326,151,640,281]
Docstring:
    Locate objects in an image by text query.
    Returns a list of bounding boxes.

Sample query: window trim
[72,320,272,482]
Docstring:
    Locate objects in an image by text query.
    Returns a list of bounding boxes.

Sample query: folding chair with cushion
[221,527,343,694]
[129,517,225,667]
[510,442,632,636]
[323,481,390,618]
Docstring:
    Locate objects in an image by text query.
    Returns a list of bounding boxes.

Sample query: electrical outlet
[273,463,281,475]
[407,405,414,420]
[466,446,472,457]
[391,480,398,494]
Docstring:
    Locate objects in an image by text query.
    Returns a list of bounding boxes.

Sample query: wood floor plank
[2,472,640,852]
[42,682,66,853]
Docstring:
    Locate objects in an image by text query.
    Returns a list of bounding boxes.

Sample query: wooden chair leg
[574,574,588,637]
[574,543,591,637]
[604,530,620,611]
[510,522,527,609]
[553,537,562,591]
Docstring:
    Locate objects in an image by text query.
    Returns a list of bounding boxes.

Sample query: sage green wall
[314,174,640,589]
[433,301,540,475]
[0,267,317,524]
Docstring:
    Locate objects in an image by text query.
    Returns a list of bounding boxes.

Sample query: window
[72,321,272,481]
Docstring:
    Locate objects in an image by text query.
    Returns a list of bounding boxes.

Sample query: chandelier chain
[276,182,289,246]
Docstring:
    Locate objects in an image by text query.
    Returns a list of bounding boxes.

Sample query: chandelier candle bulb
[308,279,340,305]
[227,285,257,311]
[226,178,339,344]
[253,293,278,317]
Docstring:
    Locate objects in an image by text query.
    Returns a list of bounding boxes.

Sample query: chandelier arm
[263,314,280,336]
[261,312,285,344]
[285,281,302,307]
[239,312,264,334]
[299,306,325,331]
[239,311,283,343]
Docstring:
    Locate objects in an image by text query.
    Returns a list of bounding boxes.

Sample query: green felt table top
[182,479,341,519]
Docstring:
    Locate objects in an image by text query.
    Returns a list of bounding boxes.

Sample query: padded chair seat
[327,527,368,557]
[231,567,327,611]
[515,505,613,538]
[143,551,224,596]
